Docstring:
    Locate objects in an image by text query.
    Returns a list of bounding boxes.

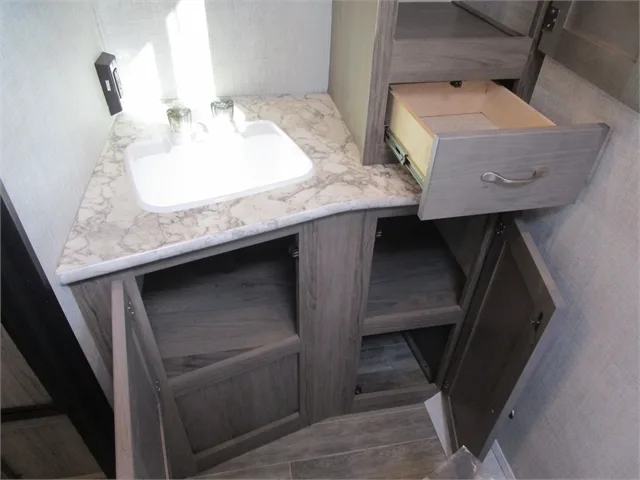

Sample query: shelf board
[142,240,297,377]
[365,220,465,323]
[352,384,439,414]
[364,305,461,337]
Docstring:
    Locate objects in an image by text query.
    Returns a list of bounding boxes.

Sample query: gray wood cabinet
[539,1,639,112]
[329,0,610,221]
[105,210,565,475]
[73,1,622,476]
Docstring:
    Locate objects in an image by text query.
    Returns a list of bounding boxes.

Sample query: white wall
[498,59,640,479]
[94,0,332,104]
[0,2,114,396]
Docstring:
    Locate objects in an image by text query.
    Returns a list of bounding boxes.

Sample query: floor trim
[492,441,516,479]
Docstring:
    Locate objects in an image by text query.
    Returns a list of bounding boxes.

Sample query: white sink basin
[125,121,315,213]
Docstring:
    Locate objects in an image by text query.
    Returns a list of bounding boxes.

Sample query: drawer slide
[384,127,424,187]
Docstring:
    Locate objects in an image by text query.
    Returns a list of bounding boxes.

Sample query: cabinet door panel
[443,217,564,458]
[539,1,639,112]
[112,280,169,479]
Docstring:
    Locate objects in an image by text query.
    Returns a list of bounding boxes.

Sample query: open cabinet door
[112,280,170,479]
[442,216,564,459]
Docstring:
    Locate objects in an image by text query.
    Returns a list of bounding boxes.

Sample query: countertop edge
[56,196,419,286]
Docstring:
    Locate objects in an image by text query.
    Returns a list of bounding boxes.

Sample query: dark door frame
[1,185,115,478]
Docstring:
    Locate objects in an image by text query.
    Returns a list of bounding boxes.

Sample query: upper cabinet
[328,0,612,221]
[390,2,533,83]
[539,1,639,112]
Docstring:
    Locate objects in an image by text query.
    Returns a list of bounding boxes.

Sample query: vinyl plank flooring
[209,405,437,474]
[199,462,292,479]
[290,438,446,480]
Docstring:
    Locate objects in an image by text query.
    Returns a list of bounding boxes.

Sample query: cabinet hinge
[543,4,559,31]
[155,381,161,393]
[496,222,506,236]
[531,311,544,332]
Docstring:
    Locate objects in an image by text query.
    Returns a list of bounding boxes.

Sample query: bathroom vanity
[56,2,611,479]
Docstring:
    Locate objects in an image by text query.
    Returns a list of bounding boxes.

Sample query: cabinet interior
[394,1,514,41]
[139,236,298,378]
[366,215,465,330]
[357,326,453,396]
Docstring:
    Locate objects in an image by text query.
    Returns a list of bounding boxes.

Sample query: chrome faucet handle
[210,98,238,133]
[211,99,234,120]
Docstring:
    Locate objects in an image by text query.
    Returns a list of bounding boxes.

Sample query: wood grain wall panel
[176,355,299,453]
[1,326,51,408]
[298,211,370,422]
[1,415,101,479]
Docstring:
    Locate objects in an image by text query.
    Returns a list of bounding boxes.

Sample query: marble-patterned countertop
[56,94,420,285]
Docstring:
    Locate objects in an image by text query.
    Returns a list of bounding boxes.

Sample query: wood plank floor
[199,404,447,479]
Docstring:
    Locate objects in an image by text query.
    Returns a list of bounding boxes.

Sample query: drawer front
[417,124,610,220]
[390,37,532,84]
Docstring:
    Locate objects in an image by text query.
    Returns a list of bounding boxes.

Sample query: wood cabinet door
[112,280,170,479]
[539,1,639,112]
[442,216,564,459]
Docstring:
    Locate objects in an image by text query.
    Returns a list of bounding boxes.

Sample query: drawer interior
[139,236,298,378]
[388,81,555,179]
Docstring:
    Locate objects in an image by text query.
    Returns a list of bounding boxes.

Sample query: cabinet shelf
[365,216,465,335]
[141,236,298,378]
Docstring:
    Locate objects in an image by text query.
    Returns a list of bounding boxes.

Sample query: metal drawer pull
[481,167,548,186]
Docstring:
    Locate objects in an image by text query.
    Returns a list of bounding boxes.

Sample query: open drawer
[387,80,609,220]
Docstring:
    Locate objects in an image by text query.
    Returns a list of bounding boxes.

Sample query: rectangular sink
[125,120,315,213]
